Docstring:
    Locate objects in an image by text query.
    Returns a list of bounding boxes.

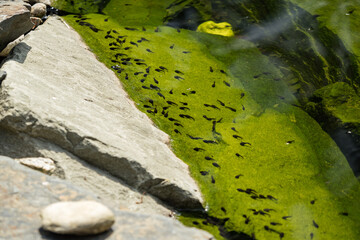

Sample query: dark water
[165,0,360,178]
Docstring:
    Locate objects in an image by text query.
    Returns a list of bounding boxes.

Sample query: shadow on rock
[9,42,32,64]
[39,227,114,240]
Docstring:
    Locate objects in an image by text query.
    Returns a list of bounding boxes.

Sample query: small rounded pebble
[41,201,115,235]
[31,3,46,18]
[0,71,7,82]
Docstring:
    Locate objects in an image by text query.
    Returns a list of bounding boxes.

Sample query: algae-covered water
[53,0,360,239]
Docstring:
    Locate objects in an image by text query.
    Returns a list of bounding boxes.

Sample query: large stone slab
[0,127,171,215]
[0,16,202,209]
[0,0,33,51]
[0,156,213,240]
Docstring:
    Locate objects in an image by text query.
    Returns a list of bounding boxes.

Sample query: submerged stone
[197,21,234,37]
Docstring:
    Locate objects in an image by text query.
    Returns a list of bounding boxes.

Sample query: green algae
[314,82,360,124]
[51,0,108,14]
[56,1,360,239]
[172,0,360,100]
[102,0,174,26]
[63,12,360,239]
[306,82,360,136]
[289,0,360,62]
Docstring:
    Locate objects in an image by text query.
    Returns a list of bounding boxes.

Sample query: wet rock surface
[0,156,213,239]
[0,16,202,209]
[0,0,33,51]
[41,201,115,235]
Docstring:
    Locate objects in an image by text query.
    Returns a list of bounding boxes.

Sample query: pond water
[53,0,360,239]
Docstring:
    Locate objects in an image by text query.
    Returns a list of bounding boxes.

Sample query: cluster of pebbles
[0,0,59,85]
[25,0,59,29]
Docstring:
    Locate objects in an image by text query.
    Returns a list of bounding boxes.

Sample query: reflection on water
[54,0,360,239]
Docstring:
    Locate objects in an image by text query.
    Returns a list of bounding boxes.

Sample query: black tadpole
[193,147,205,152]
[157,92,165,99]
[212,162,221,168]
[313,220,319,228]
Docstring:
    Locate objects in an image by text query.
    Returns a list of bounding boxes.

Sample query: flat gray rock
[0,0,33,51]
[0,156,213,240]
[0,16,202,209]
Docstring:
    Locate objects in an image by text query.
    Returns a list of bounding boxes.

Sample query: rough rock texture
[0,156,213,240]
[0,127,169,215]
[30,3,46,18]
[0,0,33,51]
[41,201,115,235]
[0,16,203,210]
[18,157,56,174]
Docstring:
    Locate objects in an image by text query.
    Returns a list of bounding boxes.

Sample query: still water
[53,0,360,239]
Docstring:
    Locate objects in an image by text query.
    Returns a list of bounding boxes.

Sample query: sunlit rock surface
[18,157,56,175]
[0,156,213,240]
[0,16,203,210]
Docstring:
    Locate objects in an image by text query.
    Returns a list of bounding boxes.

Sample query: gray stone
[0,70,6,83]
[30,16,42,29]
[41,201,115,235]
[0,16,203,210]
[0,1,33,51]
[30,3,46,18]
[17,157,56,174]
[0,156,213,240]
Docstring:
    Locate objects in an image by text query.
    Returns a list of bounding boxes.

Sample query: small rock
[0,71,7,85]
[197,21,235,37]
[41,201,115,235]
[18,157,56,174]
[30,16,42,29]
[0,34,24,57]
[31,3,46,18]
